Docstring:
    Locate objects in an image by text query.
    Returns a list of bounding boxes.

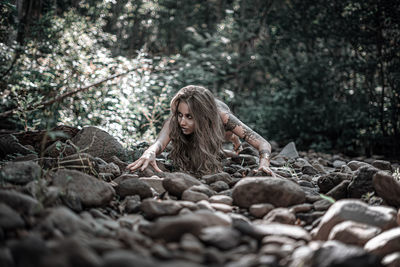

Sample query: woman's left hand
[257,158,276,177]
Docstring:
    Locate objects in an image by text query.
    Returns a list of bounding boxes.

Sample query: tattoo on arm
[224,113,241,131]
[242,125,263,143]
[155,143,163,155]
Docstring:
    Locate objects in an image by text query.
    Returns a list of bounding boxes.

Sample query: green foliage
[1,0,399,156]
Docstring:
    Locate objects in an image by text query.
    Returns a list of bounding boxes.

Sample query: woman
[127,85,274,176]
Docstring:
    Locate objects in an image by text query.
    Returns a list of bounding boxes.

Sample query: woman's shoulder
[215,98,230,113]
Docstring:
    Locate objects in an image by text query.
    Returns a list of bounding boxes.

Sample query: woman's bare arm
[127,117,171,172]
[220,111,274,176]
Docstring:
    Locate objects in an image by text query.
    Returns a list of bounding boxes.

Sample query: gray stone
[116,178,153,199]
[200,226,241,250]
[142,210,231,242]
[39,207,92,235]
[277,142,299,159]
[312,199,397,240]
[0,189,42,215]
[373,171,400,207]
[232,177,306,208]
[162,172,201,198]
[310,240,382,267]
[70,126,128,162]
[364,227,400,256]
[263,208,296,225]
[53,169,115,207]
[332,160,346,168]
[253,223,311,241]
[210,181,229,192]
[182,189,209,202]
[372,160,392,171]
[317,173,352,193]
[139,176,165,194]
[347,165,379,198]
[0,203,25,229]
[201,172,233,185]
[0,134,35,159]
[249,203,275,218]
[0,161,41,185]
[328,221,381,246]
[347,160,371,171]
[140,199,183,219]
[326,180,350,200]
[382,252,400,267]
[209,195,233,205]
[9,235,48,267]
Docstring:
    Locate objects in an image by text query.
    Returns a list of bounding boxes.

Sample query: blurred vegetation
[0,0,399,157]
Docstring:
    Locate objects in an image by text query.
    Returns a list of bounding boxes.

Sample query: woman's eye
[178,113,183,117]
[188,115,192,119]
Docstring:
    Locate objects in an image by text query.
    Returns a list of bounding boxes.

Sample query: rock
[162,172,201,198]
[230,154,258,166]
[290,203,313,213]
[347,165,379,198]
[142,210,231,242]
[326,180,350,200]
[209,203,232,213]
[310,240,382,267]
[382,252,400,267]
[0,203,25,229]
[182,189,209,202]
[372,160,392,171]
[200,226,241,250]
[189,184,216,197]
[249,203,275,218]
[317,173,352,193]
[98,162,121,177]
[313,199,333,211]
[373,171,400,207]
[39,237,102,267]
[0,134,35,159]
[332,160,346,168]
[70,126,128,162]
[210,181,229,192]
[209,195,233,205]
[312,199,397,240]
[364,227,400,256]
[0,161,41,185]
[277,142,299,159]
[9,235,48,267]
[139,176,165,194]
[347,160,371,171]
[116,178,153,199]
[180,233,204,253]
[39,207,92,235]
[252,223,311,241]
[328,221,381,246]
[263,208,296,225]
[140,199,183,219]
[201,172,232,185]
[0,247,13,267]
[44,140,76,158]
[0,189,42,215]
[113,174,139,184]
[301,165,319,176]
[232,177,306,208]
[53,169,115,207]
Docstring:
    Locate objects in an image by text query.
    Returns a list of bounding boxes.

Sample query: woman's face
[177,101,195,135]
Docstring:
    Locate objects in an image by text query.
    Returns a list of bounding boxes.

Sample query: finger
[128,159,144,171]
[140,159,150,171]
[151,161,163,173]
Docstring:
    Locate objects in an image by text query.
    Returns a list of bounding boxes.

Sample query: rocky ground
[1,126,400,267]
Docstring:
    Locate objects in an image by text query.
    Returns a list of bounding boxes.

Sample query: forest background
[0,0,399,158]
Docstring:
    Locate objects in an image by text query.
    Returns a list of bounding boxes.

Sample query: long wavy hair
[169,85,225,175]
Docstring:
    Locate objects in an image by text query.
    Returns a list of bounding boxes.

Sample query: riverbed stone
[116,178,153,199]
[52,169,115,207]
[328,221,381,246]
[312,199,397,240]
[162,172,202,198]
[232,177,306,208]
[364,227,400,256]
[0,161,41,185]
[373,171,400,207]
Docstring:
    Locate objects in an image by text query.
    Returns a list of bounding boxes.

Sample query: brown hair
[169,85,225,175]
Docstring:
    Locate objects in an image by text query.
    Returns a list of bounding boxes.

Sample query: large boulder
[116,178,153,199]
[70,126,128,162]
[232,177,306,208]
[52,169,115,207]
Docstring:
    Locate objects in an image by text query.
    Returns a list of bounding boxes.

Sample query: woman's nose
[180,117,186,126]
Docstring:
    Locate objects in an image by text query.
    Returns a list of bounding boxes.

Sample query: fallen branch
[0,69,134,118]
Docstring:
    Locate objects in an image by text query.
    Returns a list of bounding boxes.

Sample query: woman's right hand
[126,150,162,173]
